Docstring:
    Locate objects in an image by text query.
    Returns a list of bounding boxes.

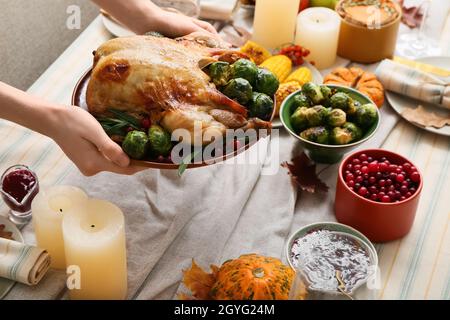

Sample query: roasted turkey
[86,33,271,144]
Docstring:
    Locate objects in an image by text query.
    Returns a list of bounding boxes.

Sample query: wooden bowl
[72,69,276,169]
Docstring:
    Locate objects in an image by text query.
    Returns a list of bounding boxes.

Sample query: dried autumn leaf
[179,259,219,300]
[399,0,424,29]
[0,224,13,240]
[281,152,328,193]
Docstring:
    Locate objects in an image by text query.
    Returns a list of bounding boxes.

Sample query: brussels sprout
[343,122,363,141]
[222,78,253,105]
[232,59,258,85]
[300,126,329,144]
[330,92,353,112]
[320,85,332,101]
[347,100,360,116]
[255,68,280,96]
[330,127,353,145]
[305,105,329,126]
[290,107,309,132]
[209,62,231,86]
[248,92,274,120]
[292,93,311,109]
[302,82,324,105]
[327,108,347,127]
[355,103,378,128]
[148,125,172,156]
[122,130,149,159]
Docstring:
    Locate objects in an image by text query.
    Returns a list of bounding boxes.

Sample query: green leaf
[178,149,201,177]
[108,109,141,128]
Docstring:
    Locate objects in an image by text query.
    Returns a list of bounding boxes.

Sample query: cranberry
[410,171,420,183]
[381,195,391,203]
[409,187,416,193]
[380,187,387,193]
[355,176,363,183]
[362,161,369,166]
[369,186,378,194]
[358,187,368,196]
[378,192,386,197]
[379,179,386,187]
[370,194,378,201]
[369,176,376,184]
[367,156,374,163]
[379,162,388,172]
[354,183,361,190]
[361,166,369,174]
[368,161,379,172]
[396,174,405,183]
[406,192,412,198]
[352,158,361,165]
[375,172,383,180]
[354,164,361,171]
[400,186,408,194]
[380,157,387,162]
[347,180,355,188]
[346,164,353,171]
[345,173,354,182]
[354,170,362,176]
[359,154,368,161]
[386,179,393,186]
[141,118,151,129]
[400,196,406,201]
[403,163,412,172]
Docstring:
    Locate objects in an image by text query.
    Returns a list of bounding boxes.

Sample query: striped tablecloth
[1,16,449,300]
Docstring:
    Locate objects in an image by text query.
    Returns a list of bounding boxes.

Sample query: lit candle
[62,199,127,300]
[252,0,300,50]
[295,7,341,69]
[31,186,88,270]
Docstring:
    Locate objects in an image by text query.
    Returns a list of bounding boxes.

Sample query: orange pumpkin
[324,67,385,108]
[210,254,295,300]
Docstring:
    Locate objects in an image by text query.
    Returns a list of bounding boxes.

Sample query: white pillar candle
[31,186,88,270]
[62,199,127,300]
[295,7,341,70]
[252,0,300,50]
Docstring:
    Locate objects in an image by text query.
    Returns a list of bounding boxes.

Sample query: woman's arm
[91,0,217,36]
[0,82,143,176]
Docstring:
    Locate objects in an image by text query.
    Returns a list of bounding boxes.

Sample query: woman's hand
[153,9,217,38]
[49,106,146,176]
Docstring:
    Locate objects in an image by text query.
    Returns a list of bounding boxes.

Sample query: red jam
[1,168,39,213]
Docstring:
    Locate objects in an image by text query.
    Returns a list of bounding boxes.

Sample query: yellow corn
[260,55,292,83]
[284,67,312,85]
[240,41,272,65]
[275,81,302,116]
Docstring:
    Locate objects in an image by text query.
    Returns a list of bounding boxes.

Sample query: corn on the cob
[284,67,312,85]
[260,55,292,83]
[275,81,302,116]
[240,41,272,65]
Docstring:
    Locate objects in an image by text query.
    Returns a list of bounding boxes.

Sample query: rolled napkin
[200,0,238,21]
[0,237,51,285]
[375,59,450,110]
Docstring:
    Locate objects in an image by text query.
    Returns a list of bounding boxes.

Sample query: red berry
[359,154,368,162]
[379,162,388,172]
[406,192,412,198]
[400,196,406,201]
[369,186,378,194]
[346,164,353,171]
[361,166,369,174]
[368,161,379,173]
[403,163,411,171]
[410,171,420,183]
[370,194,378,201]
[381,195,391,203]
[400,186,408,194]
[355,176,364,183]
[354,164,361,171]
[396,174,405,183]
[141,118,151,129]
[345,173,354,182]
[358,187,368,196]
[386,179,393,186]
[352,158,361,165]
[347,180,355,188]
[379,179,386,187]
[369,176,376,184]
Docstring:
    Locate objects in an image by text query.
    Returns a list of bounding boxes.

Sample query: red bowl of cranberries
[335,149,423,242]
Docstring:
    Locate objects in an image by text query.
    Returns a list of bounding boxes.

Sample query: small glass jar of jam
[1,165,39,224]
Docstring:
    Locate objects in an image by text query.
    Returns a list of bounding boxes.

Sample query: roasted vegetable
[240,41,272,65]
[300,126,329,144]
[329,92,353,112]
[148,125,172,156]
[223,78,253,105]
[248,92,274,120]
[290,106,309,132]
[284,67,312,85]
[122,130,149,159]
[292,93,311,109]
[232,59,258,85]
[275,81,302,115]
[302,82,324,105]
[330,127,353,145]
[327,108,346,127]
[320,85,332,100]
[255,68,280,96]
[209,61,231,86]
[355,103,378,128]
[305,105,329,126]
[343,122,363,141]
[260,55,292,82]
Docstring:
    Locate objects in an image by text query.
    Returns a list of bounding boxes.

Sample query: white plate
[102,15,135,38]
[0,216,24,299]
[385,56,450,137]
[272,61,324,128]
